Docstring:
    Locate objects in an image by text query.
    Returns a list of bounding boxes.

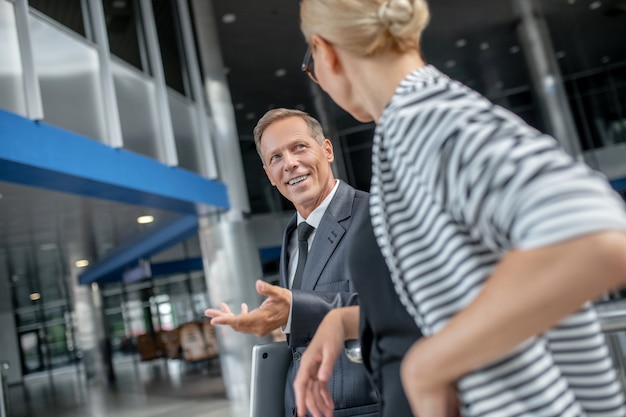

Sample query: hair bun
[377,0,414,33]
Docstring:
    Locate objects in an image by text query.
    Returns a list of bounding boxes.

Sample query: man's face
[260,116,335,218]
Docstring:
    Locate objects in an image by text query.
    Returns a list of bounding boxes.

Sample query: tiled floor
[4,357,242,417]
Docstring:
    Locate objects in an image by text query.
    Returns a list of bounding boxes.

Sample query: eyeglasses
[301,45,318,84]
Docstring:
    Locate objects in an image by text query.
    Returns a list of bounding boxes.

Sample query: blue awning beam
[0,109,229,213]
[0,109,231,285]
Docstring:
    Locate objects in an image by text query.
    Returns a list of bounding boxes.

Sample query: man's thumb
[256,279,274,296]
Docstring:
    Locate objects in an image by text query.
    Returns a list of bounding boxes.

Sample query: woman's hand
[401,339,460,417]
[294,306,360,417]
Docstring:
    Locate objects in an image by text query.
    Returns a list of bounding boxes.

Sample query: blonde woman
[293,0,626,416]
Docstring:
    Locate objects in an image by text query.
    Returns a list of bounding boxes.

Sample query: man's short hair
[253,108,326,164]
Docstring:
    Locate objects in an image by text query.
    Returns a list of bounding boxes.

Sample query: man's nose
[283,152,298,170]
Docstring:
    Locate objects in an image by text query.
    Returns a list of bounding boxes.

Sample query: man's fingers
[256,279,282,298]
[209,316,227,325]
[204,308,221,318]
[219,302,233,314]
[240,303,249,314]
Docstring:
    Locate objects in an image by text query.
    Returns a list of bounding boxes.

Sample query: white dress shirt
[284,179,340,333]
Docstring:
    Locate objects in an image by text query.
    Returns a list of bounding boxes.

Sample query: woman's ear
[311,34,342,76]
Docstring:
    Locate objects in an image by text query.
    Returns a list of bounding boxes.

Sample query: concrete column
[189,0,250,220]
[73,280,114,384]
[0,271,22,385]
[197,216,266,415]
[513,0,583,159]
[188,1,268,413]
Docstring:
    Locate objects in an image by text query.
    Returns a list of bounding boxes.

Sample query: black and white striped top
[370,65,626,416]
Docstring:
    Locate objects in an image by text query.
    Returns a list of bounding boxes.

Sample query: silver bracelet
[344,339,362,364]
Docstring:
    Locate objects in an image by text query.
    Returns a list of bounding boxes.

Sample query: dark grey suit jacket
[280,181,380,417]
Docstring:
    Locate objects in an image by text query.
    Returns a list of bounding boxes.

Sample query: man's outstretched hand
[204,279,291,337]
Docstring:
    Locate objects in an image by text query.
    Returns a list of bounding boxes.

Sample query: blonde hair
[300,0,430,57]
[253,108,326,164]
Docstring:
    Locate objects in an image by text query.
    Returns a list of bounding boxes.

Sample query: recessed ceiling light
[480,42,490,51]
[222,13,236,24]
[275,68,287,77]
[40,243,57,251]
[75,259,89,268]
[589,1,601,9]
[455,39,467,48]
[509,45,521,54]
[235,103,245,110]
[445,60,456,68]
[137,215,154,224]
[29,293,41,301]
[246,112,257,120]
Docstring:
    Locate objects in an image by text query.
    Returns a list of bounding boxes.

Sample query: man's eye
[269,155,280,163]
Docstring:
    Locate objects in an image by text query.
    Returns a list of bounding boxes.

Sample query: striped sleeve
[437,100,626,251]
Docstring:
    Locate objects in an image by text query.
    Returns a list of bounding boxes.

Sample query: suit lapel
[300,182,354,290]
[280,215,297,288]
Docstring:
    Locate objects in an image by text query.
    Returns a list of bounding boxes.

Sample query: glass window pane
[104,0,145,71]
[112,60,162,159]
[0,1,27,116]
[30,15,108,142]
[152,0,187,95]
[28,0,86,37]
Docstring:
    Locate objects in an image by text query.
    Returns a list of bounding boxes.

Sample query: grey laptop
[249,342,292,417]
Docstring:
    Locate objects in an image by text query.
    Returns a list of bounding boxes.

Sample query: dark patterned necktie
[291,222,314,289]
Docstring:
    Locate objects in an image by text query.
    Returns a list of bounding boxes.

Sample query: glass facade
[0,0,219,376]
[0,1,27,116]
[2,0,625,398]
[566,65,626,150]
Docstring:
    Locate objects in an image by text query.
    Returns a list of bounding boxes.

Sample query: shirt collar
[297,179,340,229]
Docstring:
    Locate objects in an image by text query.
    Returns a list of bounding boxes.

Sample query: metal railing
[596,300,626,393]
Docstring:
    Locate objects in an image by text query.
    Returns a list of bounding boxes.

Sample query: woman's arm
[294,305,360,417]
[401,230,626,417]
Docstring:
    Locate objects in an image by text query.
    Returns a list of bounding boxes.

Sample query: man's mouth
[288,175,308,186]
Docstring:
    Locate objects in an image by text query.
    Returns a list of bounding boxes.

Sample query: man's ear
[323,138,335,163]
[311,34,342,76]
[262,165,276,186]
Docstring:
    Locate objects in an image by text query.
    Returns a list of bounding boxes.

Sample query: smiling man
[205,108,380,417]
